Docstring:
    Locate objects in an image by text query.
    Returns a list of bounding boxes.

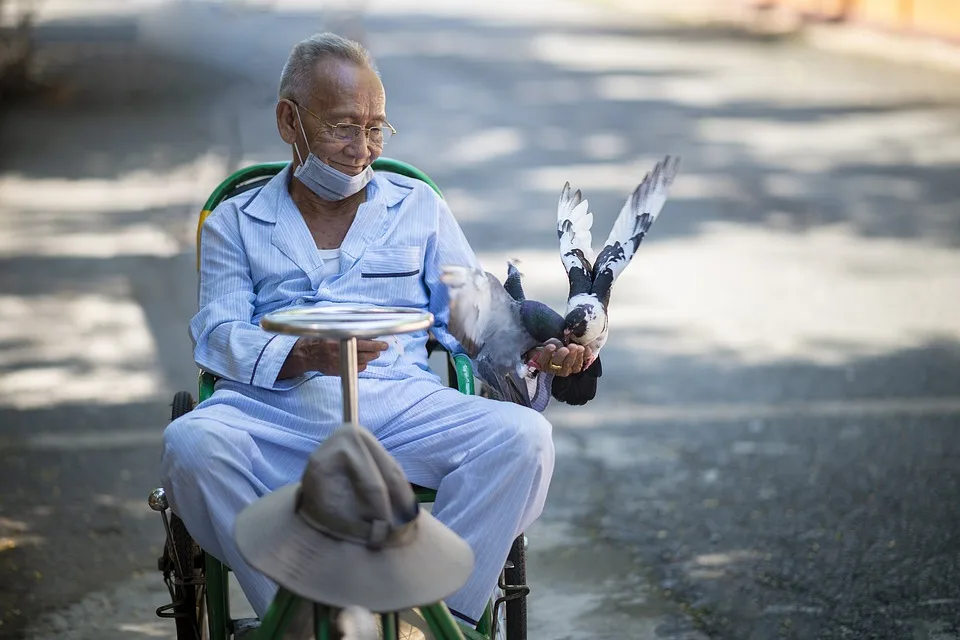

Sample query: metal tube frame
[339,337,359,424]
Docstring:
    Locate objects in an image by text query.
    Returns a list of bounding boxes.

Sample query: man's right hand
[277,337,389,380]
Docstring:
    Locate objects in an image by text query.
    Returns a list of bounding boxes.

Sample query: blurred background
[2,0,960,638]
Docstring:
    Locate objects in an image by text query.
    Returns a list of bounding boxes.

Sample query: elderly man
[160,32,588,628]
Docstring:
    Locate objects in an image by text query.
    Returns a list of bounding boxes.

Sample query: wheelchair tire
[172,391,195,420]
[504,535,527,640]
[168,392,205,639]
[169,513,206,640]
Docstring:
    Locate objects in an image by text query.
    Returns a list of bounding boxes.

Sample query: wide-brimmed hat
[234,424,475,612]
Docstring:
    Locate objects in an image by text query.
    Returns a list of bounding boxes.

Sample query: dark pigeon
[502,263,602,406]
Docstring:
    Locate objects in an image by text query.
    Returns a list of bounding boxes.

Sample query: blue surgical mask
[291,105,374,201]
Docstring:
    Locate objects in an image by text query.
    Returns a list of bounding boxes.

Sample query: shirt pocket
[358,245,426,307]
[360,245,422,279]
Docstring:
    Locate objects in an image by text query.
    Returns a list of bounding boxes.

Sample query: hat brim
[234,484,475,612]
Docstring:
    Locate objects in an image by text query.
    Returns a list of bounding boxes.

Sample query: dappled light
[2,0,960,638]
[0,153,226,216]
[0,516,45,554]
[441,127,525,167]
[545,396,960,430]
[0,153,224,260]
[0,290,165,408]
[479,215,960,369]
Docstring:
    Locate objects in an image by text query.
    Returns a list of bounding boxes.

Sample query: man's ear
[276,100,298,146]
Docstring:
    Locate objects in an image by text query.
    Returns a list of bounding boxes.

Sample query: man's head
[276,33,389,179]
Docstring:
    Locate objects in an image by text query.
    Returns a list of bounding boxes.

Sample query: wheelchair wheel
[168,392,206,640]
[172,390,195,419]
[504,536,527,640]
[168,513,206,640]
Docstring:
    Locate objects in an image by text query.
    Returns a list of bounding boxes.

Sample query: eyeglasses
[292,101,396,146]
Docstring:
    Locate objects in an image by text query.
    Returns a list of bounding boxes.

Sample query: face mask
[291,105,374,201]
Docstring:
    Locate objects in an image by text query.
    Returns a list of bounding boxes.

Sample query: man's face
[279,59,386,175]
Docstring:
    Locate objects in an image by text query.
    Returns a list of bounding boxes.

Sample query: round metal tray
[260,305,434,340]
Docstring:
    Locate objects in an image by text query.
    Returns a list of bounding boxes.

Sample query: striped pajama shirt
[160,165,555,622]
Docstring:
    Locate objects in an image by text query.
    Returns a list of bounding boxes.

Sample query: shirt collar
[238,162,409,223]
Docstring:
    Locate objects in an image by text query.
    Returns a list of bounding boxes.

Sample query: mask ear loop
[290,101,308,165]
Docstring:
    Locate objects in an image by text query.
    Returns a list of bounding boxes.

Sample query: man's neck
[289,178,367,220]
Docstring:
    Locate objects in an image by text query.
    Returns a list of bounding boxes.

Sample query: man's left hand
[527,338,591,378]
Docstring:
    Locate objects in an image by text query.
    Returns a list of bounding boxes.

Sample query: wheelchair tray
[260,305,434,340]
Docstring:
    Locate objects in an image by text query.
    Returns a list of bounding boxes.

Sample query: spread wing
[592,156,680,301]
[557,182,595,300]
[440,265,534,368]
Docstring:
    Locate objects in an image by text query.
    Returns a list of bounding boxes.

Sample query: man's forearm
[276,339,307,381]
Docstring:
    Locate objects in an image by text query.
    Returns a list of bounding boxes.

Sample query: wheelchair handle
[260,306,434,424]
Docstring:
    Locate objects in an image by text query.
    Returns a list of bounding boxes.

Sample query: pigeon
[502,262,602,406]
[440,263,600,406]
[558,156,680,365]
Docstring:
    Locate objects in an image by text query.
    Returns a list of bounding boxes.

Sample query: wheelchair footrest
[155,602,192,620]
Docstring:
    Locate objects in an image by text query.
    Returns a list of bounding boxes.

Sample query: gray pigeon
[558,156,680,365]
[440,263,549,405]
[441,263,601,406]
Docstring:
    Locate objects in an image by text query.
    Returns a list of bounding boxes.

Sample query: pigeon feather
[557,182,596,300]
[560,155,681,362]
[440,265,538,375]
[592,156,680,304]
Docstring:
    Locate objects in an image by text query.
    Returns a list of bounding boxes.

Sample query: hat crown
[296,426,420,550]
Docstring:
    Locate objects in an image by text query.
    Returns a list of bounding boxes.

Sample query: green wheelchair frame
[151,158,529,640]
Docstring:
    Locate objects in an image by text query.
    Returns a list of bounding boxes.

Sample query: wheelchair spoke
[196,584,208,640]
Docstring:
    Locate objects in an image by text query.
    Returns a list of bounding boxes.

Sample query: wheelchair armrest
[198,370,218,403]
[451,353,476,396]
[427,337,476,396]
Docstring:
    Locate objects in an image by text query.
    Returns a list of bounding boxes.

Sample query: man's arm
[189,209,304,389]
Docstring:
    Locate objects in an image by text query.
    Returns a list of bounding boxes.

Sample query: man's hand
[277,337,389,380]
[526,338,591,378]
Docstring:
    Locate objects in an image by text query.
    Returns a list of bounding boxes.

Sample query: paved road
[2,1,960,638]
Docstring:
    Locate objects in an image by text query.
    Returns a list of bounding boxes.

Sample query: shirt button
[295,297,306,305]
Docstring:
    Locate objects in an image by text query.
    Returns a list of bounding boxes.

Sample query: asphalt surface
[2,1,960,639]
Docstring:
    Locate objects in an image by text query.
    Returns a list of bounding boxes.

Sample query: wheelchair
[149,159,530,640]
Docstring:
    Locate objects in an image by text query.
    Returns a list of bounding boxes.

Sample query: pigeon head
[563,304,589,339]
[563,301,606,345]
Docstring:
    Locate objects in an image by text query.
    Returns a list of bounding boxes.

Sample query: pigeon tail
[551,356,603,406]
[504,261,525,301]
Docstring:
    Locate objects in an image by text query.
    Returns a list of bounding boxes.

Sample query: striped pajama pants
[159,373,555,622]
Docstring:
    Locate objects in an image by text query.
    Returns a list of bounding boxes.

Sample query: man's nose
[344,131,371,158]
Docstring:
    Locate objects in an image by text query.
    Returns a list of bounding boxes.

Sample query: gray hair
[278,32,378,104]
